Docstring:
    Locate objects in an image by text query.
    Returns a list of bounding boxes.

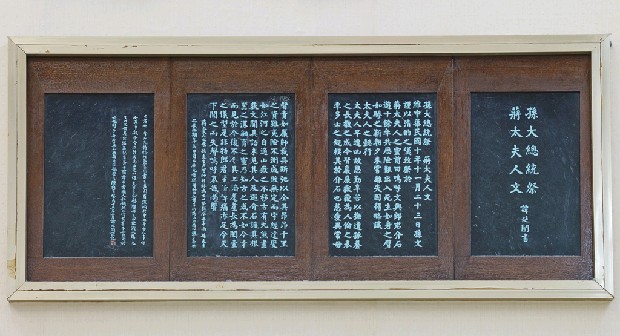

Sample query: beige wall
[2,1,620,335]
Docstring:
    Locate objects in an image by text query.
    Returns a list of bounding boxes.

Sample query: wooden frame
[169,58,313,281]
[25,57,171,281]
[311,57,454,280]
[6,36,613,301]
[453,55,593,280]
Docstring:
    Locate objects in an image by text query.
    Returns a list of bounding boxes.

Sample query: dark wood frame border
[453,55,594,280]
[24,54,595,283]
[311,57,454,280]
[26,57,171,281]
[169,58,313,281]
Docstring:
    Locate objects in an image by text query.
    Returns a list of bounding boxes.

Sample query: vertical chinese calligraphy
[471,93,581,256]
[507,105,540,244]
[109,112,152,249]
[328,93,438,256]
[186,94,295,257]
[44,94,154,257]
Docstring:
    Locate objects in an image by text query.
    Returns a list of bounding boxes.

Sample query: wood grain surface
[27,57,171,281]
[453,55,593,280]
[169,58,313,281]
[26,55,593,281]
[311,57,455,280]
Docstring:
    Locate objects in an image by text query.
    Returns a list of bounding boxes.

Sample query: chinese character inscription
[471,92,581,255]
[186,94,295,257]
[328,93,438,256]
[44,94,154,257]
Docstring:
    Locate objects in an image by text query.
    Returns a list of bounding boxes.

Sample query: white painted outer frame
[6,36,613,302]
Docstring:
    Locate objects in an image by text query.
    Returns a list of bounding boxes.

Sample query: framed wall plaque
[7,36,613,301]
